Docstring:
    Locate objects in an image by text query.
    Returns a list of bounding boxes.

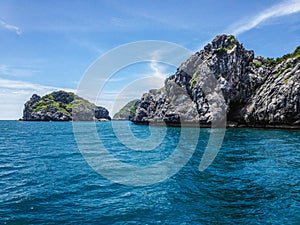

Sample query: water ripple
[0,121,299,224]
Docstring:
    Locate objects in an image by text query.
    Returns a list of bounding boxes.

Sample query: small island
[113,99,140,120]
[21,90,111,121]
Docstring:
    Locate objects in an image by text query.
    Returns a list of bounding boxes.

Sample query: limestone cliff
[132,35,300,128]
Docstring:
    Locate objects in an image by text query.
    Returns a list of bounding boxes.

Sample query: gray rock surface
[132,35,300,128]
[243,58,300,127]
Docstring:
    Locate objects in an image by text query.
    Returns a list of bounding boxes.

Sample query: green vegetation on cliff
[29,91,94,116]
[113,99,140,120]
[261,45,300,67]
[275,46,300,64]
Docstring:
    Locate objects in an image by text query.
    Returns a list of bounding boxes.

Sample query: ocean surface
[0,120,299,224]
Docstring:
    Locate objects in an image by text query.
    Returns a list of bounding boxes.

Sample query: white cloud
[96,60,170,116]
[0,78,74,120]
[0,19,21,35]
[150,50,169,79]
[100,76,166,116]
[106,59,169,115]
[0,78,74,91]
[228,0,300,35]
[150,61,168,79]
[0,65,40,77]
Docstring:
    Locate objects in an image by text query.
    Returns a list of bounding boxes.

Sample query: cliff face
[132,35,300,128]
[243,57,300,126]
[22,90,111,121]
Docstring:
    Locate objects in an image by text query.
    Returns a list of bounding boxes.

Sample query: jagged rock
[23,94,41,121]
[132,34,300,128]
[95,106,111,120]
[113,99,140,120]
[21,90,111,121]
[243,58,300,126]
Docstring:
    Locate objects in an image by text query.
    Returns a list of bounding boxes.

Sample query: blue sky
[0,0,300,119]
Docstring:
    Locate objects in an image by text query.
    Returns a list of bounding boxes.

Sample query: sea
[0,120,299,224]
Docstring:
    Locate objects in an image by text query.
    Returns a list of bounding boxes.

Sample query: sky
[0,0,300,119]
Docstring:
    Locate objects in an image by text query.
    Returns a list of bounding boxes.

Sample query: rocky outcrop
[22,90,111,121]
[243,58,300,127]
[132,34,300,128]
[113,99,140,120]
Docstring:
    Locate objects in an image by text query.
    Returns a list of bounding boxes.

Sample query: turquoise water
[0,120,299,224]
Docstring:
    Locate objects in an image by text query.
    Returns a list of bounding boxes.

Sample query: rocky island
[113,99,140,120]
[131,34,300,129]
[22,90,111,121]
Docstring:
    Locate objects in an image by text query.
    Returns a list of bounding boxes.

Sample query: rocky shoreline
[132,120,300,130]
